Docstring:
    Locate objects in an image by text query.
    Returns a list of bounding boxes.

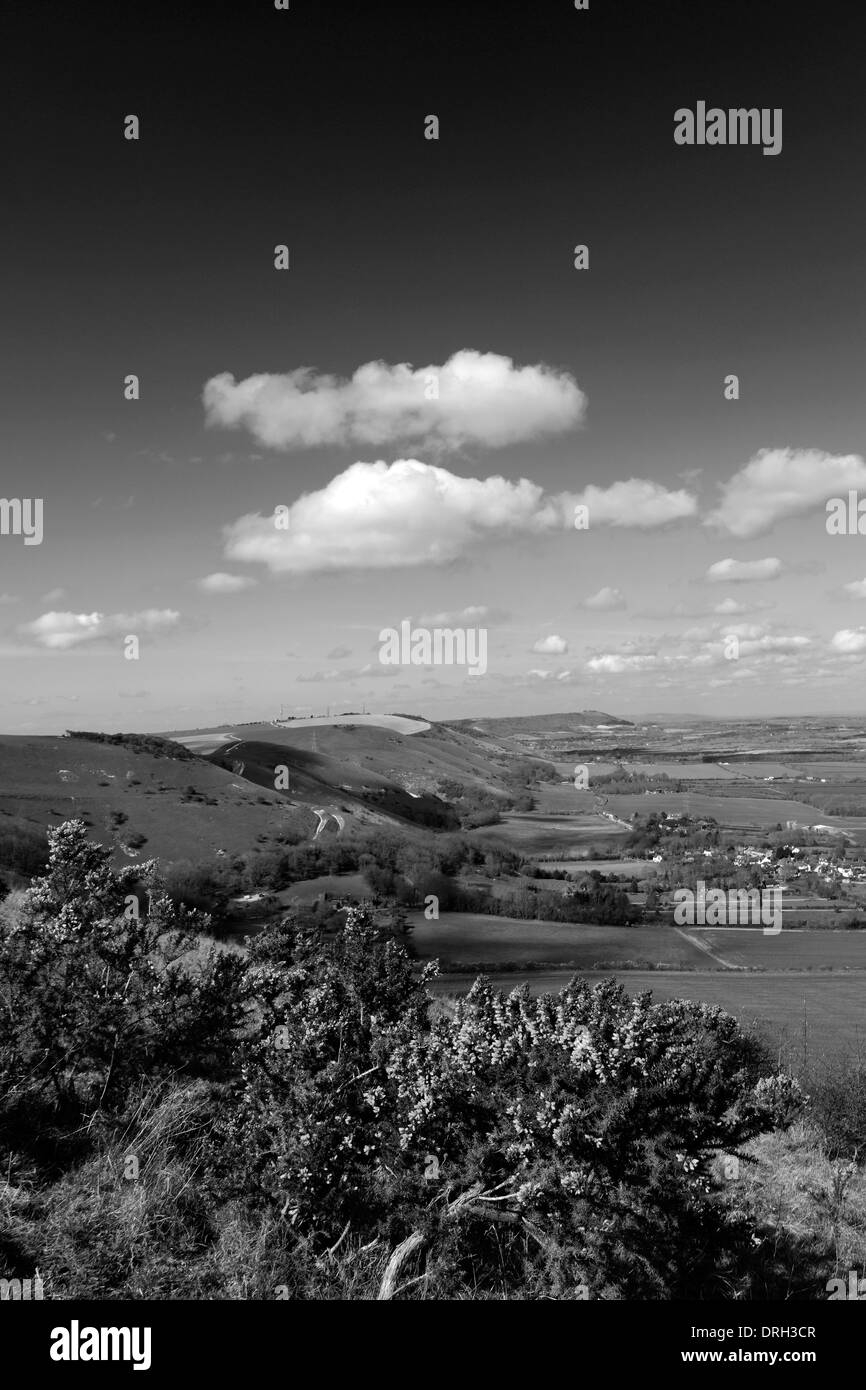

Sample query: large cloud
[203,349,586,451]
[21,609,180,651]
[224,459,695,574]
[707,448,866,538]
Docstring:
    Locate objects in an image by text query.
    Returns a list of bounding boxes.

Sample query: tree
[0,820,246,1118]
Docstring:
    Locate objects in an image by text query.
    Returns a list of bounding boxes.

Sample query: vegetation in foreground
[0,820,862,1300]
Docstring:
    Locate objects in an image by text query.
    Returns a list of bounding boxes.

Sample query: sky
[2,0,866,732]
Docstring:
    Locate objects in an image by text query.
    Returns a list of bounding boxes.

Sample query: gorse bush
[0,820,812,1299]
[211,906,782,1297]
[0,820,245,1127]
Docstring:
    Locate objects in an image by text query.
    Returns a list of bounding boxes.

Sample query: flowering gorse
[217,905,781,1297]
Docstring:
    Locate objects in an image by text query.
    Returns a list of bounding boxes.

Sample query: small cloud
[583,587,626,611]
[832,628,866,654]
[20,609,181,651]
[297,664,399,683]
[712,597,759,615]
[705,557,782,584]
[528,667,573,681]
[532,634,569,655]
[415,605,508,627]
[41,587,66,603]
[196,572,257,594]
[843,579,866,599]
[327,645,352,659]
[0,593,19,605]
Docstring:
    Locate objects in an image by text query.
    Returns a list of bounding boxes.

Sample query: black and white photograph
[2,0,865,1360]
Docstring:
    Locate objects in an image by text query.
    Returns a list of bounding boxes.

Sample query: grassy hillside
[0,734,317,868]
[174,718,524,799]
[0,717,534,874]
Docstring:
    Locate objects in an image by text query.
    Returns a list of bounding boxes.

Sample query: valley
[3,707,866,1063]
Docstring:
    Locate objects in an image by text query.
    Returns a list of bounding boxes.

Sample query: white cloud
[21,609,180,651]
[224,459,691,574]
[712,597,760,615]
[415,605,508,626]
[705,557,782,584]
[584,623,813,678]
[635,597,773,619]
[204,349,586,451]
[831,628,866,654]
[587,652,660,674]
[527,667,573,681]
[707,448,866,537]
[583,587,626,611]
[41,587,66,603]
[843,579,866,599]
[532,634,569,655]
[569,478,697,528]
[297,664,399,682]
[196,572,257,594]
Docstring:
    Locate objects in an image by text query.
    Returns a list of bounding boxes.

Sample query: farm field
[604,790,824,823]
[684,927,866,971]
[786,760,866,781]
[604,790,860,830]
[411,912,708,969]
[540,858,658,877]
[428,969,866,1062]
[470,813,630,855]
[712,761,808,780]
[275,872,369,904]
[552,760,742,782]
[530,784,597,813]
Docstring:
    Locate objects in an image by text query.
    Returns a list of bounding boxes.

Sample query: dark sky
[3,0,866,729]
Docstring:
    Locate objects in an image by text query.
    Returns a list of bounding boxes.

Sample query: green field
[540,858,658,877]
[605,790,841,826]
[411,912,707,969]
[470,813,629,855]
[683,926,866,971]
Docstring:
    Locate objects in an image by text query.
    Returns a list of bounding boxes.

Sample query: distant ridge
[446,709,633,735]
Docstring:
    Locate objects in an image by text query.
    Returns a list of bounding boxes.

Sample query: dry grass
[722,1120,866,1297]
